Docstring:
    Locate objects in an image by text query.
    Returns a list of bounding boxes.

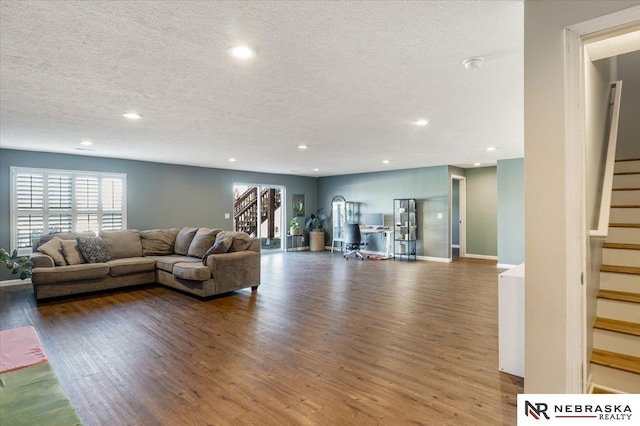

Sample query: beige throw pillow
[60,239,85,265]
[140,228,181,256]
[37,236,67,266]
[188,228,222,258]
[174,227,198,256]
[99,230,143,259]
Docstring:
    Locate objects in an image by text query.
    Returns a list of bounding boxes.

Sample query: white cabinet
[498,263,525,378]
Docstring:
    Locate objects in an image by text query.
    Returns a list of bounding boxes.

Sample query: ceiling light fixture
[80,140,93,146]
[228,45,256,59]
[416,119,429,126]
[474,162,481,166]
[298,144,308,150]
[463,57,484,70]
[382,160,390,164]
[123,112,141,119]
[487,146,496,151]
[228,158,236,162]
[314,168,320,171]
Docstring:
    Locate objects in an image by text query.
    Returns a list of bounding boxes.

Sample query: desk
[360,228,394,259]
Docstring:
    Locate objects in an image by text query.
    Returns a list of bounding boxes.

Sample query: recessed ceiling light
[298,144,308,150]
[463,57,484,70]
[474,162,481,166]
[313,168,320,171]
[228,45,256,59]
[382,160,390,164]
[487,147,496,151]
[416,119,429,126]
[123,112,141,119]
[228,158,236,162]
[80,140,93,146]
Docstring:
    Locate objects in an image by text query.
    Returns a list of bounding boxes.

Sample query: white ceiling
[0,1,524,177]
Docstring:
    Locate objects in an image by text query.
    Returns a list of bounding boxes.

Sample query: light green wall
[497,158,524,265]
[465,166,497,257]
[0,148,317,280]
[317,166,450,258]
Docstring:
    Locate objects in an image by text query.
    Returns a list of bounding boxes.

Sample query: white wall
[616,51,640,160]
[524,0,640,393]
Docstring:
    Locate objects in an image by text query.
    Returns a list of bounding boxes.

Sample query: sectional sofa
[29,228,261,301]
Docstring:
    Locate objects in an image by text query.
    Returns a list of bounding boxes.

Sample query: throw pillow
[60,239,85,265]
[99,230,143,259]
[76,236,111,263]
[188,228,222,258]
[174,227,198,256]
[37,236,67,266]
[140,228,181,256]
[203,235,233,258]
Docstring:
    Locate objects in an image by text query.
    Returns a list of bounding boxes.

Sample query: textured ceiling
[0,1,524,177]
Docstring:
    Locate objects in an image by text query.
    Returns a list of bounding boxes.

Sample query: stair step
[601,265,640,275]
[603,247,640,267]
[591,363,640,393]
[597,297,640,322]
[598,290,640,304]
[593,328,640,358]
[607,226,640,244]
[611,189,640,205]
[591,349,640,374]
[600,271,640,293]
[591,385,622,394]
[594,317,640,336]
[614,159,640,174]
[609,208,640,224]
[609,223,640,228]
[613,174,640,189]
[603,243,640,250]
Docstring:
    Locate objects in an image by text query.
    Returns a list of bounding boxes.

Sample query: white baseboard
[452,244,460,249]
[0,278,32,287]
[417,255,452,263]
[497,263,518,269]
[465,253,498,261]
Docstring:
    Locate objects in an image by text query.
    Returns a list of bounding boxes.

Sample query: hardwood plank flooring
[0,253,523,425]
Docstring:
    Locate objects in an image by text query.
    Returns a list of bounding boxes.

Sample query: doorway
[233,184,285,252]
[450,175,466,260]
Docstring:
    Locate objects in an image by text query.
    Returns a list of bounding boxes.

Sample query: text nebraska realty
[527,402,633,420]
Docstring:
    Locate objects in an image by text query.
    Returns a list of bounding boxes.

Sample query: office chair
[343,223,365,260]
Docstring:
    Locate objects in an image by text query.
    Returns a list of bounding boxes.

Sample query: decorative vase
[309,230,325,252]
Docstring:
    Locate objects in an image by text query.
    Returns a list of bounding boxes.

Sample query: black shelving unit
[393,198,417,261]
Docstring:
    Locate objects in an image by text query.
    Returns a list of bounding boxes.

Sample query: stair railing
[590,81,623,240]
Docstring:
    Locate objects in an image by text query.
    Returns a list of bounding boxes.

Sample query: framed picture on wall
[293,194,305,217]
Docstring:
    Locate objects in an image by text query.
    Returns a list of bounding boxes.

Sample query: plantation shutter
[102,177,123,230]
[47,174,73,233]
[76,176,99,233]
[15,172,45,248]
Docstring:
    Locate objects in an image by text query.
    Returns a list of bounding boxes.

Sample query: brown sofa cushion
[174,227,198,256]
[204,235,233,258]
[188,228,222,258]
[140,228,181,256]
[60,239,85,265]
[150,255,200,273]
[99,230,143,259]
[107,258,157,277]
[31,263,109,284]
[76,237,111,263]
[173,262,211,281]
[37,236,67,266]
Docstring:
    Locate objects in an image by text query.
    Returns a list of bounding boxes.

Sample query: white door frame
[564,5,640,393]
[450,175,466,260]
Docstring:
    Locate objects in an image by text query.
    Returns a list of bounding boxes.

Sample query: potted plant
[1,248,33,280]
[290,219,301,236]
[305,208,327,252]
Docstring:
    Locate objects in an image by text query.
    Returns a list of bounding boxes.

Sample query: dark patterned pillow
[76,236,111,263]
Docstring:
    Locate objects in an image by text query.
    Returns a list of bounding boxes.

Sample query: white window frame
[10,167,127,255]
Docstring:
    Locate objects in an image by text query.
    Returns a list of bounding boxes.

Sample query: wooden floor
[1,252,523,425]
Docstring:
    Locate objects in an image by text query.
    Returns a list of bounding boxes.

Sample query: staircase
[234,187,281,237]
[590,158,640,394]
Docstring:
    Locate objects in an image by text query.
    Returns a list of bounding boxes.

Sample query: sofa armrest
[204,251,260,285]
[30,252,55,268]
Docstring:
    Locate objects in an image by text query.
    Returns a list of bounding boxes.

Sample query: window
[10,167,127,254]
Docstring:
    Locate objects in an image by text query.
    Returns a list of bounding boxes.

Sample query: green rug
[0,361,82,425]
